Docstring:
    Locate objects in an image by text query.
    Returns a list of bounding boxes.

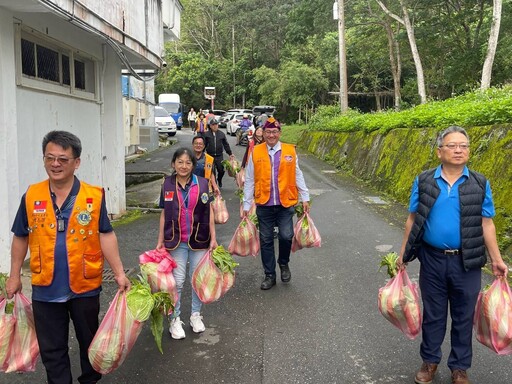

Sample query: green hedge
[309,86,512,134]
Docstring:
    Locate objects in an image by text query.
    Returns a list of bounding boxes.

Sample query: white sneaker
[169,317,186,339]
[189,312,205,333]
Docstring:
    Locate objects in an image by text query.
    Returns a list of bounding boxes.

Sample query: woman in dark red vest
[156,147,217,339]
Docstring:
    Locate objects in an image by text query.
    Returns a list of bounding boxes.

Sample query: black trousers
[212,156,225,184]
[32,296,102,384]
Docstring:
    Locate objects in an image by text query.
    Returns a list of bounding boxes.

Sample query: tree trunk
[481,0,502,90]
[376,0,427,104]
[383,20,402,110]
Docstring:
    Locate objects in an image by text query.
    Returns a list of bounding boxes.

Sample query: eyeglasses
[439,143,470,150]
[264,130,280,136]
[43,155,76,165]
[193,142,205,146]
[174,160,193,166]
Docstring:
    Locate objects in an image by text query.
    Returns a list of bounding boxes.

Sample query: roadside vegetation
[309,86,512,134]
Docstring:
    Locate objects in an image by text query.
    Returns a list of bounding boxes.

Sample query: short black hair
[42,131,82,158]
[171,147,197,170]
[192,136,205,145]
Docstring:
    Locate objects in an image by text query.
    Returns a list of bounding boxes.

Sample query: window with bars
[18,30,96,97]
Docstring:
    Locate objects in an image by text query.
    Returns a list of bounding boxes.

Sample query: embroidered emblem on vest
[33,200,47,213]
[201,193,209,204]
[284,155,293,162]
[77,211,92,226]
[165,191,175,201]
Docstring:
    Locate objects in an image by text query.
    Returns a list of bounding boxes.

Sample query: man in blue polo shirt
[397,126,508,384]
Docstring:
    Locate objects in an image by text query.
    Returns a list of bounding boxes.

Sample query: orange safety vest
[252,143,298,207]
[25,180,104,294]
[204,153,214,180]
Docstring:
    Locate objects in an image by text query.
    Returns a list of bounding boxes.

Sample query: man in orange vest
[192,135,220,195]
[6,130,130,384]
[242,118,310,290]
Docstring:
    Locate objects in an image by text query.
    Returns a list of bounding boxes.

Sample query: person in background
[195,112,208,137]
[236,113,253,145]
[241,126,264,169]
[242,117,310,290]
[188,107,197,129]
[192,135,220,196]
[256,112,269,128]
[205,110,215,125]
[6,130,130,384]
[156,147,217,340]
[204,119,235,189]
[397,125,508,384]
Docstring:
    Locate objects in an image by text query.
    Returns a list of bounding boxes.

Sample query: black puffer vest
[404,168,488,271]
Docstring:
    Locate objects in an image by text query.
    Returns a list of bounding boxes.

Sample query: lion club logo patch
[201,193,209,204]
[284,155,293,162]
[77,211,92,226]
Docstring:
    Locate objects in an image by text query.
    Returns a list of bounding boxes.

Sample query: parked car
[227,108,252,115]
[212,109,226,120]
[155,106,177,136]
[219,112,233,128]
[226,113,254,136]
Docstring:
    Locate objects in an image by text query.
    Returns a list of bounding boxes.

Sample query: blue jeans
[171,242,207,318]
[256,205,295,277]
[418,246,481,370]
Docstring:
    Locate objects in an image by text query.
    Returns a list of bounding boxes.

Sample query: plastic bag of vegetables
[474,277,512,355]
[212,196,229,224]
[88,290,143,374]
[221,158,240,178]
[228,217,260,257]
[192,249,223,303]
[0,298,16,371]
[2,292,40,373]
[378,268,422,340]
[211,246,239,295]
[291,212,321,252]
[139,248,179,309]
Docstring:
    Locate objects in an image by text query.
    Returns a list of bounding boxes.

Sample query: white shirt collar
[266,141,281,152]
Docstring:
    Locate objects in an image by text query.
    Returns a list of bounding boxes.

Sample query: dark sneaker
[260,275,276,290]
[451,370,469,384]
[279,264,291,282]
[415,362,438,384]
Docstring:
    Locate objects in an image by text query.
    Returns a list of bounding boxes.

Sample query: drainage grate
[103,268,136,282]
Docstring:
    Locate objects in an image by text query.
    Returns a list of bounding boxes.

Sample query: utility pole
[334,1,348,112]
[232,25,236,108]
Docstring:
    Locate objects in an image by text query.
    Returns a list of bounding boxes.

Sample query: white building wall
[0,10,21,272]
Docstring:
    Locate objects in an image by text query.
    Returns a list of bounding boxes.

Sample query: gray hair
[42,131,82,158]
[436,126,469,147]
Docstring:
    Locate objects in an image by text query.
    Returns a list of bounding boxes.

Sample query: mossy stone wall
[298,125,512,251]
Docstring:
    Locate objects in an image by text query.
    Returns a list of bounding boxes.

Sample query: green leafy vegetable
[150,291,173,354]
[126,276,155,322]
[379,252,399,278]
[127,273,174,354]
[212,246,239,274]
[0,273,14,314]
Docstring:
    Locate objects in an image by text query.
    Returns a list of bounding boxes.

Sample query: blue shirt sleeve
[482,180,495,218]
[11,194,29,237]
[408,176,420,213]
[99,189,114,233]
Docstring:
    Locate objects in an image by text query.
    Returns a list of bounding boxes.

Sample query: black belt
[422,242,461,255]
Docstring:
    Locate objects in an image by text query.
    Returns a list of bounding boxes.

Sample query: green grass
[280,124,307,145]
[111,209,143,228]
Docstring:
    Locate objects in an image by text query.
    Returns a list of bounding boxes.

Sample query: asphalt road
[6,127,512,384]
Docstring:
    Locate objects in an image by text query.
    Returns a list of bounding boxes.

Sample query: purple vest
[163,174,211,250]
